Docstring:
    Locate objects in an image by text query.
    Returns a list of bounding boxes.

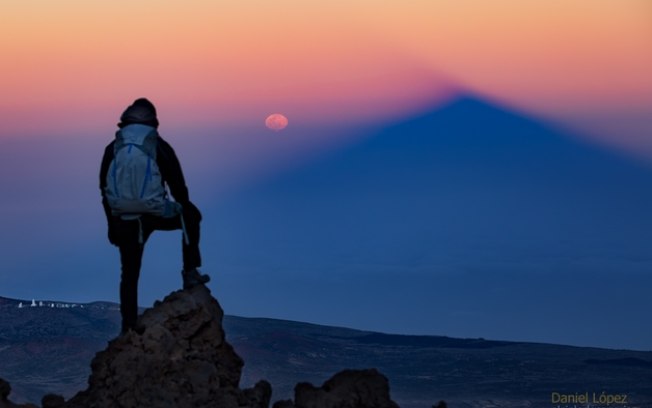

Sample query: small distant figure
[100,98,210,333]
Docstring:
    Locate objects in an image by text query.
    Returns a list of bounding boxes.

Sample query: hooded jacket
[100,98,193,233]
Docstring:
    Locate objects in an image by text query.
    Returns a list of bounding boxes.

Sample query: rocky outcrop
[65,285,271,408]
[0,378,37,408]
[40,395,64,408]
[273,369,400,408]
[3,285,403,408]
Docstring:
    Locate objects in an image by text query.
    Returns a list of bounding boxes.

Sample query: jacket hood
[118,98,159,128]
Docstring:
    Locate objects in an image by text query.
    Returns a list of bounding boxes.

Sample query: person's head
[118,98,159,128]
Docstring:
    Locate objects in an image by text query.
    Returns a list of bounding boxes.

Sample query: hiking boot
[182,267,210,289]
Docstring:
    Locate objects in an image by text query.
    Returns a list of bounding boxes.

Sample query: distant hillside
[2,295,652,408]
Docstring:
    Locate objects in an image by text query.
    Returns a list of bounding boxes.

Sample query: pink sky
[1,0,650,155]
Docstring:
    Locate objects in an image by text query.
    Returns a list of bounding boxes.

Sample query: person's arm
[99,142,118,245]
[156,136,190,205]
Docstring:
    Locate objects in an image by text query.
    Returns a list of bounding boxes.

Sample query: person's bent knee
[183,201,202,223]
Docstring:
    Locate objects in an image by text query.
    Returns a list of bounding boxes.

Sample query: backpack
[105,125,175,218]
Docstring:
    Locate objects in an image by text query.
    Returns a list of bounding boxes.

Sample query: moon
[265,113,288,131]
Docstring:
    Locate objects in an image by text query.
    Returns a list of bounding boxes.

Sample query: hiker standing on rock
[99,98,210,333]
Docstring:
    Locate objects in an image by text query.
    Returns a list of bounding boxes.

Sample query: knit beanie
[118,98,159,128]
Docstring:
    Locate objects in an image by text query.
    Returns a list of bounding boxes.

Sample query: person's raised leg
[181,202,202,270]
[180,202,209,288]
[141,203,209,290]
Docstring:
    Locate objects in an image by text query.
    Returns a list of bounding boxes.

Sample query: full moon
[265,113,288,131]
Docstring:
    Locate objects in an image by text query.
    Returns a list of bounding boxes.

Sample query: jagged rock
[0,379,10,402]
[4,285,402,408]
[40,395,65,408]
[0,378,38,408]
[272,400,295,408]
[64,285,270,408]
[241,381,273,407]
[283,369,400,408]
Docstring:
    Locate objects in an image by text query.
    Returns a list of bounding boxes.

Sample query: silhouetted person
[99,98,210,333]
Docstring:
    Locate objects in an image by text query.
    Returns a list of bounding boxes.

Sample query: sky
[2,1,651,145]
[1,1,651,349]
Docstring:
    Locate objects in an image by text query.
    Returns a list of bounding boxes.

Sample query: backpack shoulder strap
[140,129,159,159]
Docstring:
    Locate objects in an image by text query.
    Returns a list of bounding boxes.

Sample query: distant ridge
[585,357,652,369]
[354,333,513,349]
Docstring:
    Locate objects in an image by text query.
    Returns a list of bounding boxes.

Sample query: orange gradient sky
[1,0,650,153]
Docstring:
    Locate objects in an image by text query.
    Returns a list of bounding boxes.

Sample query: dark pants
[115,204,202,332]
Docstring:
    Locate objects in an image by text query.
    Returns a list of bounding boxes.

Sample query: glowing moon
[265,113,288,131]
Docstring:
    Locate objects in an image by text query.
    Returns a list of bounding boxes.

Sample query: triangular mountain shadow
[215,94,652,266]
[209,94,652,349]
